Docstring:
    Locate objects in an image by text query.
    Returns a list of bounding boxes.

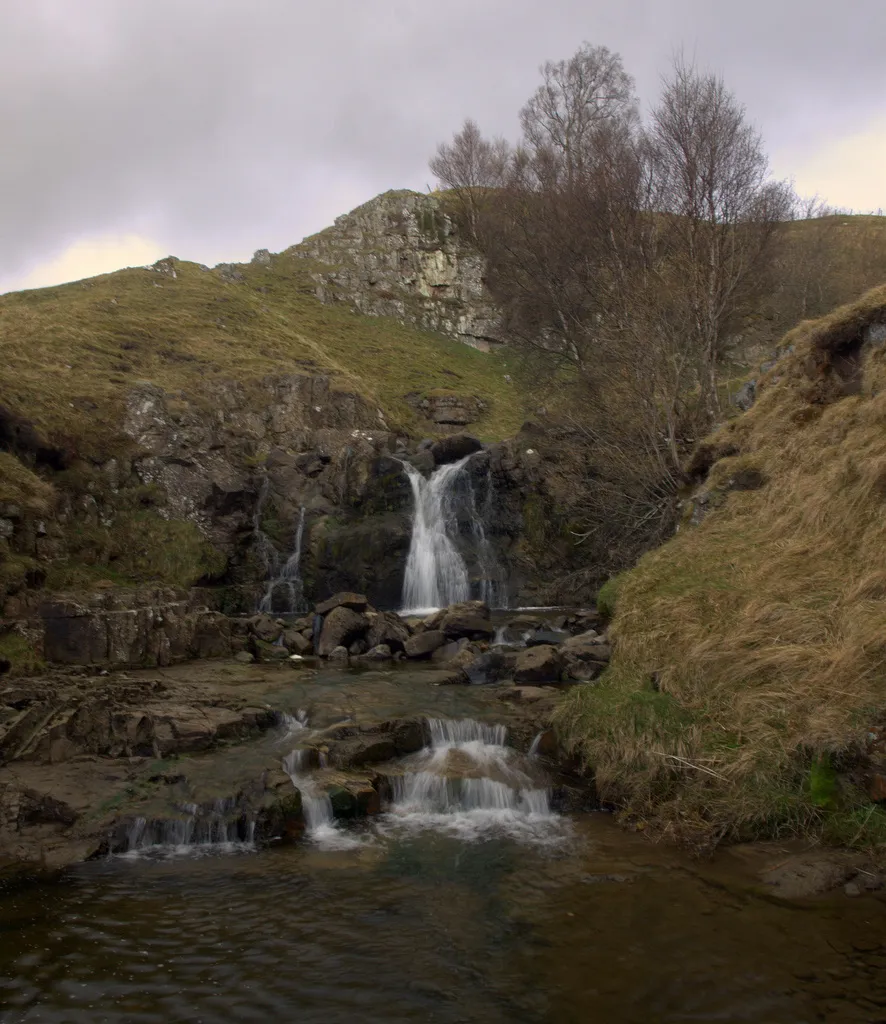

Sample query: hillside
[558,284,886,850]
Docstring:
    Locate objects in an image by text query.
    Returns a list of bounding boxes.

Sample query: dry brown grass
[557,284,886,847]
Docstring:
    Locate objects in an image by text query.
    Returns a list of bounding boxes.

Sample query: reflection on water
[2,816,886,1024]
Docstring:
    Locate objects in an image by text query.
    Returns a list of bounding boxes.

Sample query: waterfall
[400,455,507,614]
[256,498,307,615]
[384,716,555,842]
[117,798,256,857]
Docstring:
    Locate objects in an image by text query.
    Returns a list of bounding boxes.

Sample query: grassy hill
[558,284,886,850]
[0,250,531,465]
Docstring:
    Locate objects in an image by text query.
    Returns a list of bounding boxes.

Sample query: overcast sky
[2,0,885,293]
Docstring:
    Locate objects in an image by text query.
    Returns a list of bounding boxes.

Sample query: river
[2,659,886,1022]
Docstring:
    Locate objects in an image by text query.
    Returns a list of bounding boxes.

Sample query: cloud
[1,234,167,294]
[3,0,886,291]
[784,117,886,214]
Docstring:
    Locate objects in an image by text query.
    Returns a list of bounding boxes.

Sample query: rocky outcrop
[292,190,503,352]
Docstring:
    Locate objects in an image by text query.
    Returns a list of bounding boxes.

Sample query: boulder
[514,645,563,684]
[317,606,370,657]
[404,630,446,658]
[431,638,470,663]
[253,640,291,663]
[440,601,494,640]
[249,613,282,644]
[234,651,255,664]
[430,434,484,466]
[282,629,312,655]
[464,651,516,685]
[525,629,568,647]
[560,632,610,683]
[365,610,411,652]
[315,592,369,615]
[328,646,349,663]
[362,643,393,662]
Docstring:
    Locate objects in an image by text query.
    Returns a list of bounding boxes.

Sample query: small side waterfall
[400,455,507,614]
[255,487,307,614]
[117,798,257,857]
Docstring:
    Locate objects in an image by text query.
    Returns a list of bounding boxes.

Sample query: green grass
[0,252,532,459]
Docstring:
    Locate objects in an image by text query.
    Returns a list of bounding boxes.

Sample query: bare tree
[650,58,792,413]
[429,118,510,237]
[519,43,637,186]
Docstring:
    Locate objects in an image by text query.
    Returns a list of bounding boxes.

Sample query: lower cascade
[385,717,556,842]
[116,798,256,856]
[400,456,507,614]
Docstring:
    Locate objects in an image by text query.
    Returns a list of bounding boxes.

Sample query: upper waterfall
[400,454,507,614]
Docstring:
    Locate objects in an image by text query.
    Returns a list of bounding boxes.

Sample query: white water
[400,457,507,614]
[283,746,363,850]
[118,798,256,858]
[383,717,558,844]
[255,486,307,615]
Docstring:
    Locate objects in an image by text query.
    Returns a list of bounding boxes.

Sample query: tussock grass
[0,253,530,458]
[557,284,886,848]
[0,452,55,512]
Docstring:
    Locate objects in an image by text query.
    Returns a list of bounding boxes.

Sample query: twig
[655,751,729,781]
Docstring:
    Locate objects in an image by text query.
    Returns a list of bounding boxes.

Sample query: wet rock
[328,736,396,768]
[508,614,542,631]
[530,728,558,758]
[759,854,858,898]
[404,630,446,658]
[464,651,515,685]
[315,592,369,615]
[365,610,411,652]
[440,601,494,640]
[234,651,255,664]
[501,685,554,702]
[348,639,366,656]
[317,606,369,657]
[327,786,357,817]
[526,629,568,647]
[429,433,484,466]
[282,629,312,655]
[327,646,349,663]
[493,627,526,646]
[362,643,393,662]
[405,450,435,475]
[253,640,290,663]
[249,614,283,644]
[431,638,469,663]
[514,645,563,684]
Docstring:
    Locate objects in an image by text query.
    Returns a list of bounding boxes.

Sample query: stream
[2,657,886,1022]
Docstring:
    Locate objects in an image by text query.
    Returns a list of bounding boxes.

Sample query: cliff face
[293,190,504,352]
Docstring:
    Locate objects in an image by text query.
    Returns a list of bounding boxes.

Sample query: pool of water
[3,814,886,1024]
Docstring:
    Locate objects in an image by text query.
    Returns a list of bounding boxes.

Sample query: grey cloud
[2,0,885,287]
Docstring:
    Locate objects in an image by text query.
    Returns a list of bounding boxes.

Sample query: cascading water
[255,491,307,614]
[384,717,556,842]
[400,456,507,614]
[117,798,256,857]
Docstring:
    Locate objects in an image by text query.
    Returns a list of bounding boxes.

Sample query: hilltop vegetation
[0,250,530,464]
[557,286,886,849]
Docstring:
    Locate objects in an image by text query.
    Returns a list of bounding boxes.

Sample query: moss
[0,631,45,676]
[44,513,226,590]
[595,574,624,620]
[808,755,839,809]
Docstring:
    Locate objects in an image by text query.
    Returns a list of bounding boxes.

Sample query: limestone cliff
[292,190,503,351]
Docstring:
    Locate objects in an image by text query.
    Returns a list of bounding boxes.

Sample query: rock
[844,882,862,897]
[361,643,393,662]
[365,611,411,652]
[508,614,542,631]
[493,627,527,646]
[405,450,435,475]
[731,380,757,411]
[464,651,515,685]
[431,638,469,663]
[328,646,349,663]
[868,774,886,802]
[759,854,857,898]
[439,601,494,640]
[530,728,558,758]
[234,651,255,664]
[248,614,282,644]
[348,639,366,656]
[252,248,271,265]
[430,434,484,466]
[317,606,369,657]
[328,786,357,817]
[282,629,312,655]
[404,630,446,658]
[315,592,369,615]
[526,629,568,647]
[253,640,290,663]
[501,685,554,702]
[514,645,563,684]
[329,736,396,768]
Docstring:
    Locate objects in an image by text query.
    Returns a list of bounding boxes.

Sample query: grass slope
[558,284,886,850]
[0,251,530,461]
